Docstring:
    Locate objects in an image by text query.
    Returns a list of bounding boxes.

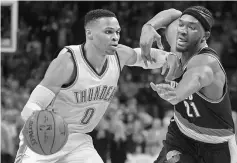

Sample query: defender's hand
[150,82,178,105]
[162,52,182,82]
[140,24,164,67]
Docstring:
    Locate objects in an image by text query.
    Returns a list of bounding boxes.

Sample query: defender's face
[176,14,204,52]
[92,17,121,55]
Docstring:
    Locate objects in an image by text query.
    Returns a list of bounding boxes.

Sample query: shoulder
[116,44,135,57]
[187,53,222,73]
[116,44,136,66]
[54,48,75,71]
[41,48,75,87]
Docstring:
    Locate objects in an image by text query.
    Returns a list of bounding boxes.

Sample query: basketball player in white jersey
[14,9,182,163]
[140,6,237,163]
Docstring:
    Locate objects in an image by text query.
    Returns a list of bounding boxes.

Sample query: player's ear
[85,29,93,40]
[204,31,210,41]
[201,31,210,43]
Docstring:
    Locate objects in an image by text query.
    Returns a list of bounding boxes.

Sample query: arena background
[1,1,237,163]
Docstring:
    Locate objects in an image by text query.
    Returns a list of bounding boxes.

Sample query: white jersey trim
[174,113,233,144]
[61,46,79,90]
[79,45,109,79]
[115,52,121,75]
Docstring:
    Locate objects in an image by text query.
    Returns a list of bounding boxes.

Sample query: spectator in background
[228,29,237,66]
[91,116,112,162]
[1,121,14,163]
[109,109,127,163]
[209,25,224,58]
[18,18,31,52]
[229,70,237,113]
[26,33,42,68]
[1,110,20,158]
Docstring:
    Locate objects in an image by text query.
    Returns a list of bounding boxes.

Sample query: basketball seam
[50,111,56,154]
[37,110,47,155]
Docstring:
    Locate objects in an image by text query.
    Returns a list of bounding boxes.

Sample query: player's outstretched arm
[117,44,168,68]
[125,47,168,69]
[174,62,214,104]
[169,54,224,105]
[140,9,182,65]
[144,8,182,30]
[116,44,181,78]
[150,54,226,105]
[21,48,75,121]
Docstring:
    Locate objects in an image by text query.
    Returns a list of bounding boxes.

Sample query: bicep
[116,44,137,66]
[125,48,139,65]
[40,51,74,94]
[186,54,225,87]
[183,65,214,88]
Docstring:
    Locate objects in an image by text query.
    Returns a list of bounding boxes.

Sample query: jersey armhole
[61,47,78,89]
[115,51,122,73]
[196,53,227,104]
[196,83,227,103]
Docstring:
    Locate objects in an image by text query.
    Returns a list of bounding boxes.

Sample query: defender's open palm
[150,82,178,105]
[163,53,183,82]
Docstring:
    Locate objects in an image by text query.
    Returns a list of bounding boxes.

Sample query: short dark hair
[84,9,116,27]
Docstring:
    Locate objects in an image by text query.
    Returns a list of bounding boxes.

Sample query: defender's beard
[176,39,200,54]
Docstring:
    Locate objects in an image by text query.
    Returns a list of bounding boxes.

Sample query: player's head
[84,9,121,55]
[176,6,214,52]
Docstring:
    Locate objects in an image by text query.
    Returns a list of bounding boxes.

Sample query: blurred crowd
[1,1,237,163]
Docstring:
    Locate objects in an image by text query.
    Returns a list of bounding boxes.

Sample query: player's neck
[181,43,207,66]
[84,42,107,71]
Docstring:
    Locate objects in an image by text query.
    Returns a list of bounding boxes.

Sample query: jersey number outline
[183,101,200,117]
[80,108,95,124]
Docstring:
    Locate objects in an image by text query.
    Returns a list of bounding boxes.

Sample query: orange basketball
[22,110,69,155]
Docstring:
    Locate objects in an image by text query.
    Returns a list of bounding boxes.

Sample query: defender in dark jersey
[140,6,237,163]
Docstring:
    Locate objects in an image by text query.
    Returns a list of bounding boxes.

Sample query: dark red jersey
[171,47,235,143]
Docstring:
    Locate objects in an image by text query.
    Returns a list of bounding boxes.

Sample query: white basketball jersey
[51,44,120,134]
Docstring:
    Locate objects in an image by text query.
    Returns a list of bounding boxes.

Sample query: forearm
[173,66,214,104]
[21,85,55,121]
[127,48,168,69]
[144,8,182,30]
[174,76,202,103]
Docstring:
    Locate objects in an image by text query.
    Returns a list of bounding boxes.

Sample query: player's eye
[189,26,195,30]
[178,23,184,27]
[116,31,120,35]
[105,30,113,34]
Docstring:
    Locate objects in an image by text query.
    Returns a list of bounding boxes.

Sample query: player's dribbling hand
[140,24,164,67]
[150,82,179,105]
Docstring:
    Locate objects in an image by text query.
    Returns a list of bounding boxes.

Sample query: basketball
[22,110,69,155]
